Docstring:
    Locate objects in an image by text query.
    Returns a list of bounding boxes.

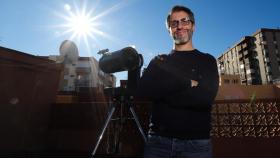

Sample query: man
[136,5,219,158]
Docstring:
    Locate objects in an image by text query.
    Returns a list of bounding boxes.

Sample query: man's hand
[191,80,199,87]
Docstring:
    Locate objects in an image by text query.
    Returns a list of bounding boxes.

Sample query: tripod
[91,95,147,157]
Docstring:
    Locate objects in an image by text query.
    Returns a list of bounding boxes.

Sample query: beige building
[218,28,280,85]
[48,55,116,92]
[219,74,240,86]
[42,40,116,92]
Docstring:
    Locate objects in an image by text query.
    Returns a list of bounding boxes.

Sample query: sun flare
[68,13,93,37]
[54,1,128,52]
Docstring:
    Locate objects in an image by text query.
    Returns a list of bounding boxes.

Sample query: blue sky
[1,0,280,84]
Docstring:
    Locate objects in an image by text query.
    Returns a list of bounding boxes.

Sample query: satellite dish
[59,40,79,64]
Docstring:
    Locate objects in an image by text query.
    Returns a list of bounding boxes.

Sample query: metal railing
[211,99,280,138]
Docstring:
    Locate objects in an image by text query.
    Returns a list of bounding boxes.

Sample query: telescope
[91,47,147,157]
[99,47,143,73]
[98,47,143,94]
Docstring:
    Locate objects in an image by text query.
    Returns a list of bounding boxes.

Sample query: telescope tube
[99,47,142,73]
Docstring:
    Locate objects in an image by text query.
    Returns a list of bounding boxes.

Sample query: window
[273,32,277,41]
[266,62,271,67]
[246,69,251,74]
[263,49,269,58]
[224,79,230,84]
[261,35,266,41]
[232,79,238,84]
[64,67,70,74]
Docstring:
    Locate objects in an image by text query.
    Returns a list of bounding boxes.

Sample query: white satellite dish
[59,40,79,64]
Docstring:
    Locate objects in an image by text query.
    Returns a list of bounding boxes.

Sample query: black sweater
[136,49,219,139]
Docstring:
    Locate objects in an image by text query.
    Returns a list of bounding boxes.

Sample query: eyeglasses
[169,17,193,28]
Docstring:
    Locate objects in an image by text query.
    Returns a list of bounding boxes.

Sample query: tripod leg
[129,107,147,143]
[91,105,116,157]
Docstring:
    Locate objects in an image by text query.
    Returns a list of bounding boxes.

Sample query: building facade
[218,28,280,85]
[48,55,116,92]
[219,74,241,86]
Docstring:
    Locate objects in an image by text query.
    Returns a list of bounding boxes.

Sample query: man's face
[169,11,195,45]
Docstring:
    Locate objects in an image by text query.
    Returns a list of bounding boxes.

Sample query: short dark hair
[166,5,195,28]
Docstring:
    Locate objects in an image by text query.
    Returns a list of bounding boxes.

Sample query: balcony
[243,50,249,56]
[246,69,256,74]
[242,43,248,49]
[266,66,272,73]
[45,99,280,158]
[260,41,267,45]
[76,67,91,73]
[264,57,270,63]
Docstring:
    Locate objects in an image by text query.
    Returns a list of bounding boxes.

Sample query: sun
[67,12,93,37]
[53,1,128,52]
[52,2,104,50]
[61,3,98,45]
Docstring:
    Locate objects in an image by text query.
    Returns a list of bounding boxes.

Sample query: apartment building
[218,28,280,85]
